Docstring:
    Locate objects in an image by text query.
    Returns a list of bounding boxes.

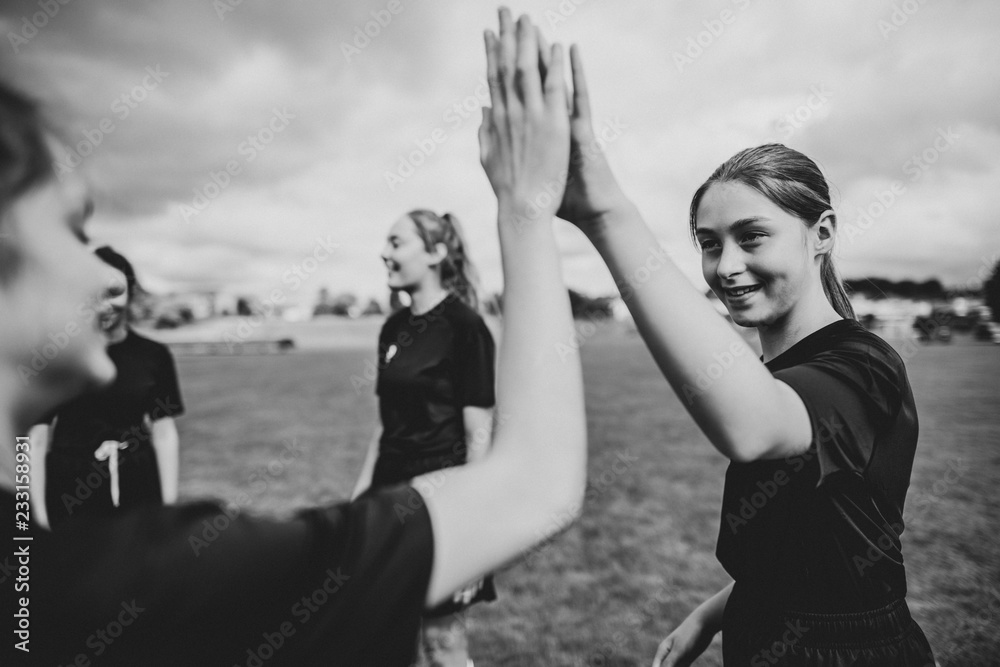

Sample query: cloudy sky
[2,0,998,304]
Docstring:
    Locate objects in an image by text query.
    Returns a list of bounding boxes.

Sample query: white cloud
[3,0,997,300]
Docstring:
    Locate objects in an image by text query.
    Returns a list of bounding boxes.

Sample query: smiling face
[96,265,129,340]
[0,171,116,427]
[380,215,445,293]
[694,181,822,329]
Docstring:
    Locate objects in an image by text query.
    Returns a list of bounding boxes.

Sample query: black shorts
[723,596,936,666]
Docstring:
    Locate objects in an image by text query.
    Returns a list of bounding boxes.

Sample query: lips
[724,284,762,299]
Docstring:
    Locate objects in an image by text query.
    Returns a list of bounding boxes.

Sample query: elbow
[715,431,772,464]
[539,447,587,532]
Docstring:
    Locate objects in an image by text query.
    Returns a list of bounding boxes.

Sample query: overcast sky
[2,0,998,304]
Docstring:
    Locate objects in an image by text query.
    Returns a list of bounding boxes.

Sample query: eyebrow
[695,216,767,236]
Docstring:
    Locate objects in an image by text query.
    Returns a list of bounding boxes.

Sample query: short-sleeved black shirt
[716,319,919,614]
[374,296,495,484]
[48,329,185,452]
[2,483,434,666]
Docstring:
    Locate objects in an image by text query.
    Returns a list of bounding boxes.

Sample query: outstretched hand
[555,45,631,235]
[479,8,569,226]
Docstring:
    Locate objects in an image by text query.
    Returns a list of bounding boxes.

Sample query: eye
[740,231,765,245]
[698,238,720,252]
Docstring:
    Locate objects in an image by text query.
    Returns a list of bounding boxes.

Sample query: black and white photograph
[0,1,997,665]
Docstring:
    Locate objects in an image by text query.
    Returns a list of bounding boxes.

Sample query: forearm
[151,419,179,503]
[490,209,586,501]
[690,581,733,635]
[586,204,800,461]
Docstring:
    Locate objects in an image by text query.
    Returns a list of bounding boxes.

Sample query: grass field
[173,323,1000,666]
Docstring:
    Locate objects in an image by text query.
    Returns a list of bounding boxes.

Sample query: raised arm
[555,47,811,463]
[417,9,586,607]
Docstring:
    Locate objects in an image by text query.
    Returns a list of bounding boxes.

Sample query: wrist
[578,198,640,243]
[497,198,557,231]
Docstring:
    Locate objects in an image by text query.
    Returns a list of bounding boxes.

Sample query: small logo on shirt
[385,344,398,363]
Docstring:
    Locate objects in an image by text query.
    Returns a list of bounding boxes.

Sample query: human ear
[813,210,836,258]
[429,241,448,265]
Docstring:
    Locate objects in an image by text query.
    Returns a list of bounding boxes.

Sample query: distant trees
[844,278,946,300]
[986,260,1000,323]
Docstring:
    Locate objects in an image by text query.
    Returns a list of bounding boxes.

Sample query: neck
[408,283,449,315]
[757,284,842,362]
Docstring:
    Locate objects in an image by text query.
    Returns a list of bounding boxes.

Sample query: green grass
[174,325,1000,666]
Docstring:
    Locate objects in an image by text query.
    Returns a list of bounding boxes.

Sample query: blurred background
[2,0,998,321]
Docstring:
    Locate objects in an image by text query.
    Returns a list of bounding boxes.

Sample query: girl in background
[353,209,496,667]
[37,246,184,527]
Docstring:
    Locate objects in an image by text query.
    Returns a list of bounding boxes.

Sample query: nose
[716,241,745,281]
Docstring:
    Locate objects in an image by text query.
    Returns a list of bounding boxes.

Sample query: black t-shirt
[375,296,495,478]
[2,484,433,666]
[48,329,185,452]
[716,319,919,614]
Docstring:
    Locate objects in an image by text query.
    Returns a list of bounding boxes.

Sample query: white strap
[94,440,128,507]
